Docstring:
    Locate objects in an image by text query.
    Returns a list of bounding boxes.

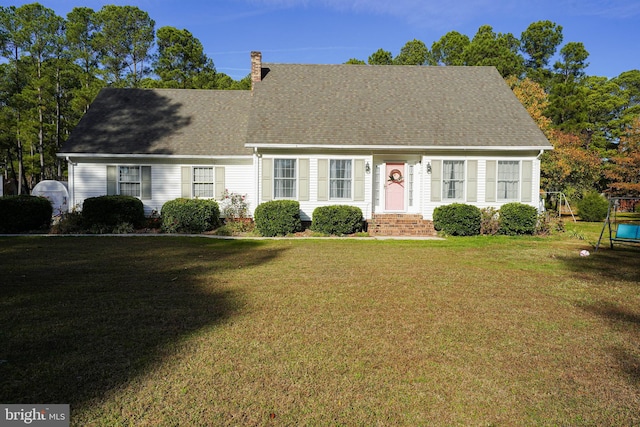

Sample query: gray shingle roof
[60,88,252,156]
[247,64,551,149]
[62,64,551,157]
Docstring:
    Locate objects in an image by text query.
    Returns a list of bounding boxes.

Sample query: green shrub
[311,205,363,235]
[82,196,145,228]
[161,198,220,233]
[254,200,301,236]
[0,195,53,233]
[577,192,608,222]
[433,203,481,236]
[498,202,538,235]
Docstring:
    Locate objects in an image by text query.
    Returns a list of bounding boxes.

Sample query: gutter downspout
[65,156,76,210]
[253,147,260,217]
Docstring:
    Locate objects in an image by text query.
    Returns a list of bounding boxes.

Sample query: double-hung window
[442,160,464,200]
[274,159,296,199]
[119,166,141,197]
[329,159,352,199]
[498,161,519,201]
[193,167,214,198]
[107,165,151,199]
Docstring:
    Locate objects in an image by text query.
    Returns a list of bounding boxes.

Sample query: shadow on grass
[581,302,640,387]
[0,237,282,407]
[558,248,640,387]
[557,247,640,284]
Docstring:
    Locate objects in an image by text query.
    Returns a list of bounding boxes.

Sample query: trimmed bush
[0,195,53,233]
[577,192,608,222]
[433,203,481,236]
[498,202,538,235]
[254,200,302,236]
[311,205,363,235]
[82,195,145,228]
[161,198,220,233]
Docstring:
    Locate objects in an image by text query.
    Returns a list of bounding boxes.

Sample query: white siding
[68,152,543,221]
[258,154,373,221]
[70,159,254,216]
[73,163,108,209]
[420,154,542,220]
[224,163,255,215]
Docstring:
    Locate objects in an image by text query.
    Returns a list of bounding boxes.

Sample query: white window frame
[329,159,352,200]
[118,166,141,197]
[408,164,415,207]
[274,158,297,199]
[497,160,520,201]
[192,167,215,198]
[442,160,465,201]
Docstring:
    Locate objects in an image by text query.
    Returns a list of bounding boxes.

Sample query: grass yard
[1,227,639,426]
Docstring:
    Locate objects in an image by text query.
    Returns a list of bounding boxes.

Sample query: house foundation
[367,214,436,237]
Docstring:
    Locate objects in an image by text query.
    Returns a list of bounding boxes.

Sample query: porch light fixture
[365,161,371,174]
[426,162,432,174]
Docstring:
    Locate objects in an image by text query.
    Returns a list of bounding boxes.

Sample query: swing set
[595,197,640,251]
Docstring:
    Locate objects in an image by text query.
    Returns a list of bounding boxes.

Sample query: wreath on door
[388,169,403,184]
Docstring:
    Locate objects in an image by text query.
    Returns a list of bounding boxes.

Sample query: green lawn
[1,228,639,426]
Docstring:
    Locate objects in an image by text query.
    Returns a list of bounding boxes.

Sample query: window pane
[119,166,140,197]
[498,161,519,201]
[275,159,296,178]
[194,183,214,198]
[330,159,352,199]
[274,159,296,198]
[119,166,140,182]
[194,167,213,183]
[120,183,140,197]
[193,167,214,198]
[443,160,464,200]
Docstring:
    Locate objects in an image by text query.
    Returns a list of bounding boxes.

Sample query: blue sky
[10,0,640,80]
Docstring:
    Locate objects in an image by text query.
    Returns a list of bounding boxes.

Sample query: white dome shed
[32,180,69,215]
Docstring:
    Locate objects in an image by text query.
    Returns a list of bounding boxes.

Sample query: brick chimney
[251,51,262,90]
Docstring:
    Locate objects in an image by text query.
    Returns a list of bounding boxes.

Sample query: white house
[58,52,551,236]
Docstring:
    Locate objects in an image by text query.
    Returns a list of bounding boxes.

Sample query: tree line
[1,5,638,199]
[346,21,640,198]
[0,3,249,194]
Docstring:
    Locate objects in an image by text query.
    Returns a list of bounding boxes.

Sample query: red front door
[385,163,405,211]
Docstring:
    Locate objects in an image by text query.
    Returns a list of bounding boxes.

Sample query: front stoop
[367,214,437,237]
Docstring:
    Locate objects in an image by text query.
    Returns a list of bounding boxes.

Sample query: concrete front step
[367,214,436,237]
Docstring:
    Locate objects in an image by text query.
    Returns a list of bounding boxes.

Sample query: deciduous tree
[541,130,602,197]
[506,76,552,133]
[607,116,640,195]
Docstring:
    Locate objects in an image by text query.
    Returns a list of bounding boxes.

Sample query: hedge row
[83,195,145,228]
[0,195,52,233]
[433,202,539,236]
